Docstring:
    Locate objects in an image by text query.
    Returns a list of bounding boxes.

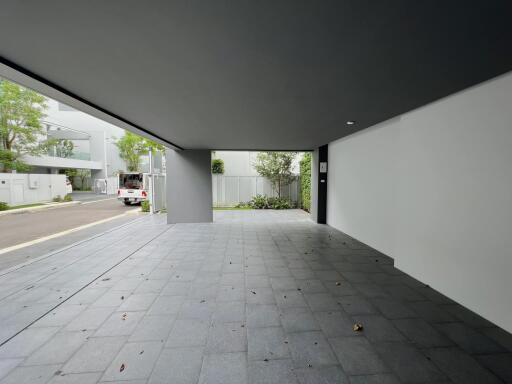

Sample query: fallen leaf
[353,323,363,332]
[335,282,341,286]
[120,363,125,372]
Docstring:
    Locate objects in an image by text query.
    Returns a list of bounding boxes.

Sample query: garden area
[212,151,312,212]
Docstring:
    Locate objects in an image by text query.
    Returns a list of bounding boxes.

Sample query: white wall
[0,173,67,205]
[327,71,512,332]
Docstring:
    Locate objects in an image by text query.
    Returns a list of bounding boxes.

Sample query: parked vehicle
[117,172,149,205]
[65,177,73,195]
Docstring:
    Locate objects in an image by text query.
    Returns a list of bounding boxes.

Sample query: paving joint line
[0,218,161,302]
[0,223,174,348]
[0,214,148,277]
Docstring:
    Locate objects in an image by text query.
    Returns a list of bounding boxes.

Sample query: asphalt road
[0,198,139,250]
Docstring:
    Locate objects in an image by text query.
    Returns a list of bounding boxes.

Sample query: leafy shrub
[52,195,62,202]
[211,158,225,174]
[63,194,73,202]
[0,202,8,211]
[250,194,268,209]
[141,200,150,212]
[267,197,293,209]
[243,195,294,210]
[300,152,311,212]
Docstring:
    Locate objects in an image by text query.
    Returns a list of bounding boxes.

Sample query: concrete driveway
[0,210,509,384]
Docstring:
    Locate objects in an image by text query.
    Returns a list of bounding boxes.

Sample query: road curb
[0,201,80,216]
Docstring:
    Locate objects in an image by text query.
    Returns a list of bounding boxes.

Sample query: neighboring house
[20,99,144,190]
[212,151,300,176]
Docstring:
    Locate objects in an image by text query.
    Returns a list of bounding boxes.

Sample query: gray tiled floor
[0,210,511,383]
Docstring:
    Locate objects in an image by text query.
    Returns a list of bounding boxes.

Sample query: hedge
[300,152,311,212]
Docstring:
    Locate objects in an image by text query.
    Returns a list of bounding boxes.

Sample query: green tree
[0,79,52,172]
[211,158,224,174]
[63,168,91,190]
[54,139,74,158]
[115,132,164,172]
[299,152,311,211]
[253,152,297,197]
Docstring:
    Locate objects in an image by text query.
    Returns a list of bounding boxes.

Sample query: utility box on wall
[28,174,39,189]
[0,178,10,203]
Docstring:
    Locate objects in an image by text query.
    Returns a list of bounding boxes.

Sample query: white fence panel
[212,175,300,207]
[152,175,166,212]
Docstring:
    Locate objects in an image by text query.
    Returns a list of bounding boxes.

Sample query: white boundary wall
[327,71,512,332]
[0,173,67,205]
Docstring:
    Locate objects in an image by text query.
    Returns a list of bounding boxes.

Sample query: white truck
[117,172,149,205]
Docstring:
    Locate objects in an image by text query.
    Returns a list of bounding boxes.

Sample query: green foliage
[211,158,224,174]
[267,196,293,209]
[233,202,252,209]
[63,168,90,190]
[239,194,294,210]
[0,149,31,173]
[63,194,73,202]
[0,201,8,211]
[52,195,62,202]
[0,79,51,172]
[253,152,297,197]
[54,139,74,158]
[250,194,268,209]
[141,200,150,212]
[116,132,164,172]
[299,152,312,211]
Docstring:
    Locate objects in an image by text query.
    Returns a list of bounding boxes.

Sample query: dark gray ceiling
[1,1,512,150]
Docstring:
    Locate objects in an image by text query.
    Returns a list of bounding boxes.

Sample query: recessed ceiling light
[346,120,355,125]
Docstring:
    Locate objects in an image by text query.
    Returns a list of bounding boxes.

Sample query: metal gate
[151,174,166,212]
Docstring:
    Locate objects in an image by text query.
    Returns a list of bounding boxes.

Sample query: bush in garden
[141,200,151,212]
[0,202,8,211]
[249,194,268,209]
[211,158,225,174]
[267,197,293,209]
[244,195,294,209]
[52,195,62,202]
[63,194,73,202]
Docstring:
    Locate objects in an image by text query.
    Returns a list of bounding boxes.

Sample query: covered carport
[1,1,512,383]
